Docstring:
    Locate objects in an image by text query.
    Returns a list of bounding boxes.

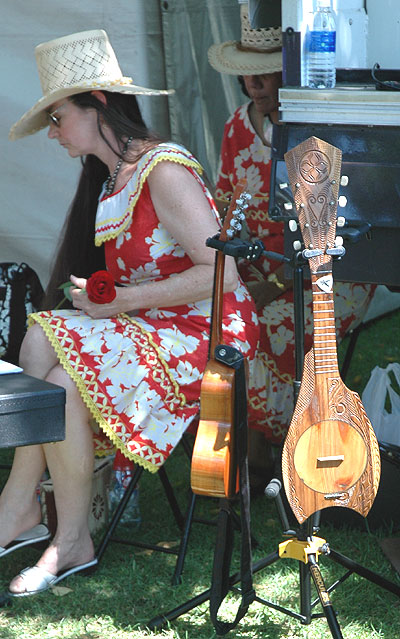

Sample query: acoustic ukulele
[281,136,381,524]
[191,179,250,498]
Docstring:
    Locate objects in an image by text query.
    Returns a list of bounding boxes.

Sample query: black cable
[371,63,400,91]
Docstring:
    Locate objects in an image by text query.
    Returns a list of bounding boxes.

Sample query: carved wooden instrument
[191,179,249,498]
[282,136,381,524]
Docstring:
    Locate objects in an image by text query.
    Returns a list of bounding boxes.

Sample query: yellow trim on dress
[121,313,187,406]
[28,312,186,473]
[95,145,203,246]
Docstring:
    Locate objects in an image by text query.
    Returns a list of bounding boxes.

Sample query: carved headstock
[284,136,343,274]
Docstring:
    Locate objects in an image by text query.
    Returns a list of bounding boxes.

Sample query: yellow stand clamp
[279,536,328,564]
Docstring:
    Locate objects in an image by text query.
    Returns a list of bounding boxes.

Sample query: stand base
[147,536,400,637]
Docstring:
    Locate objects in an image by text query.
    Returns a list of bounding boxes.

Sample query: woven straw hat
[9,29,173,140]
[208,3,282,76]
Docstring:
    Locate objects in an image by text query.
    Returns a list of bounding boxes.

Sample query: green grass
[0,308,399,639]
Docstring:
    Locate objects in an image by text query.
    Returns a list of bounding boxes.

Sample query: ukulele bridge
[316,455,344,468]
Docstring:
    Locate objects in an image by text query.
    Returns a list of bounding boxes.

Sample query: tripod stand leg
[308,555,344,639]
[299,561,312,624]
[329,548,400,597]
[147,549,280,630]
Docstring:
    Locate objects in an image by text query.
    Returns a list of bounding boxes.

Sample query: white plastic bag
[362,363,400,446]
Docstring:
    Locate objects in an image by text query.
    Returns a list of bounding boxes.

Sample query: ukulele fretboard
[311,275,339,376]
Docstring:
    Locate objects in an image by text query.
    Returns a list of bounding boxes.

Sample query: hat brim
[9,81,174,141]
[208,41,282,76]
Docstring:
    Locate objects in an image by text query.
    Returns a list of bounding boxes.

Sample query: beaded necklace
[104,136,133,196]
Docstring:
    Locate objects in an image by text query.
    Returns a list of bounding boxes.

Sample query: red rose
[86,270,116,304]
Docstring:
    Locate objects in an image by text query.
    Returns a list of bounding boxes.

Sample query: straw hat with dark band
[9,29,173,141]
[208,3,282,76]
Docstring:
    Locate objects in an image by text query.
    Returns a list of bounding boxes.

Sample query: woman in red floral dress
[1,30,259,598]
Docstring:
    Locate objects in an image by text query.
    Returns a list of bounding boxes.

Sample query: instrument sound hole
[293,419,367,494]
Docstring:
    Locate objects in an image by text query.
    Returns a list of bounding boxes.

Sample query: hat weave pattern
[36,32,127,94]
[240,8,282,53]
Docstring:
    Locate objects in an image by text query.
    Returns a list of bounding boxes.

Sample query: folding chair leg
[96,465,144,563]
[172,490,197,585]
[158,466,185,530]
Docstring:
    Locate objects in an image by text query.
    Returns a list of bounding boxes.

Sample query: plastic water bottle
[306,0,336,89]
[108,459,141,528]
[108,469,141,527]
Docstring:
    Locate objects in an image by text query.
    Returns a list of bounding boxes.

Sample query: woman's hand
[69,274,121,319]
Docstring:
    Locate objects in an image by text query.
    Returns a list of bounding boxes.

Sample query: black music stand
[147,235,400,638]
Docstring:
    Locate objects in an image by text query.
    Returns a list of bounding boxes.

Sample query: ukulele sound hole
[293,419,367,494]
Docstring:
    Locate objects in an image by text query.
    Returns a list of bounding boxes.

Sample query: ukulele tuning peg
[340,175,349,186]
[293,240,302,251]
[338,195,347,208]
[236,197,249,208]
[337,216,346,228]
[279,182,288,190]
[284,202,293,211]
[226,228,235,239]
[288,219,298,232]
[243,192,252,201]
[230,219,242,231]
[335,235,344,247]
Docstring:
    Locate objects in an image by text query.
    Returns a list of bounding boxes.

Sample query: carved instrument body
[282,136,380,524]
[191,180,249,498]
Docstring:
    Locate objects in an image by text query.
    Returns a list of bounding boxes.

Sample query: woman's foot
[8,532,95,595]
[0,499,42,551]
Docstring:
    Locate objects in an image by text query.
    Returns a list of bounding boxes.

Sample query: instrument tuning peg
[284,202,293,211]
[337,216,346,228]
[279,182,288,190]
[338,196,347,208]
[293,240,302,251]
[340,175,349,186]
[335,236,344,247]
[288,219,298,232]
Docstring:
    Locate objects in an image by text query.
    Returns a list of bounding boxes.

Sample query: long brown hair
[42,91,163,309]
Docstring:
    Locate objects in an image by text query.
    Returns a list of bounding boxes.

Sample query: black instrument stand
[147,237,400,637]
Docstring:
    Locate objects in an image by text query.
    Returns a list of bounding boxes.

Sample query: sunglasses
[47,109,61,127]
[47,102,68,127]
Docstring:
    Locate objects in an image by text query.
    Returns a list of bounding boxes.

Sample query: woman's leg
[5,325,96,592]
[0,324,59,546]
[9,364,95,592]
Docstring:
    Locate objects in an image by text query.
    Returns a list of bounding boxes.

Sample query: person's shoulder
[143,142,203,180]
[141,142,197,166]
[225,102,249,125]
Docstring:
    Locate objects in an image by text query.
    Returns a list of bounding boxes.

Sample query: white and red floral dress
[29,144,259,472]
[216,104,374,443]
